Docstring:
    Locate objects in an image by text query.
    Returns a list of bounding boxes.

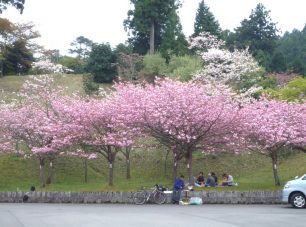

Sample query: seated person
[221,173,234,186]
[205,172,216,187]
[211,172,218,185]
[194,172,205,187]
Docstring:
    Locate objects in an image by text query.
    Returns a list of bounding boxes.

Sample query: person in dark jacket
[205,172,216,187]
[195,171,205,187]
[172,175,185,204]
[211,172,218,185]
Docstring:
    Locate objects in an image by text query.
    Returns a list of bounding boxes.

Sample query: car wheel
[290,192,306,208]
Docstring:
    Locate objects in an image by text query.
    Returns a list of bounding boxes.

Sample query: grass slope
[0,151,305,192]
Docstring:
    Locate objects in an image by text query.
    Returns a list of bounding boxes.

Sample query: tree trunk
[39,158,46,188]
[172,159,178,184]
[46,160,54,185]
[187,151,194,186]
[107,146,117,186]
[164,149,170,177]
[149,22,155,54]
[108,161,114,186]
[125,149,131,179]
[83,158,88,183]
[271,151,280,186]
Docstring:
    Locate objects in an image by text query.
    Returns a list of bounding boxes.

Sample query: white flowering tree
[190,32,263,96]
[31,60,74,74]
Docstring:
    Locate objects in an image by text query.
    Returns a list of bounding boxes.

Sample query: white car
[282,173,306,208]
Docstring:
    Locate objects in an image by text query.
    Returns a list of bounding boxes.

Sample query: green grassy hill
[1,74,305,192]
[0,74,84,100]
[1,150,306,192]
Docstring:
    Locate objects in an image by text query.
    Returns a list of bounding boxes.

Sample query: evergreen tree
[85,43,117,83]
[124,0,182,55]
[159,7,188,62]
[192,0,222,38]
[270,49,287,72]
[234,3,279,69]
[277,26,306,75]
[3,40,33,75]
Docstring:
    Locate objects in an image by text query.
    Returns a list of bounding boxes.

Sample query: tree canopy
[85,43,117,83]
[234,3,279,69]
[124,0,183,55]
[192,0,222,38]
[0,0,25,14]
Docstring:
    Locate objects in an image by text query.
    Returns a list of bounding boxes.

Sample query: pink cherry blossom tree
[0,75,70,187]
[54,93,139,186]
[113,79,243,184]
[241,99,306,185]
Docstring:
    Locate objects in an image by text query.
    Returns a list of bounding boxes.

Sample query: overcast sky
[2,0,306,55]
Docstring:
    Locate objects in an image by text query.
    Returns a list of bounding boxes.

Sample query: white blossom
[31,60,74,74]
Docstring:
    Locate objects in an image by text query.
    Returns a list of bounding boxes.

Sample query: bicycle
[133,184,167,205]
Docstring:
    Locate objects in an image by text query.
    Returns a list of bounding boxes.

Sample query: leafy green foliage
[142,53,168,77]
[85,43,117,83]
[167,55,202,81]
[192,0,222,38]
[3,40,34,75]
[114,43,133,55]
[260,77,306,102]
[59,56,85,74]
[276,26,306,75]
[234,3,279,69]
[82,73,99,95]
[142,53,201,82]
[270,50,287,73]
[124,0,184,55]
[159,7,189,62]
[69,36,93,59]
[278,77,306,101]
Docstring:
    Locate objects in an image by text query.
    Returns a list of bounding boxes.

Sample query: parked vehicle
[282,173,306,208]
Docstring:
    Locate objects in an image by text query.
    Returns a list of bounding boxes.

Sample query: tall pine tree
[234,3,279,70]
[124,0,182,55]
[192,0,222,38]
[159,7,188,62]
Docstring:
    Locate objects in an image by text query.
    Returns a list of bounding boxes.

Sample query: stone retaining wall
[0,191,282,204]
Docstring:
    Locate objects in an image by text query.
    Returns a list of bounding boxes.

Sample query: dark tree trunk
[46,160,54,185]
[271,150,280,186]
[172,159,178,184]
[106,146,117,186]
[83,158,88,183]
[39,158,46,188]
[149,22,155,54]
[172,147,180,183]
[164,149,170,177]
[108,161,114,186]
[186,150,194,186]
[125,149,131,179]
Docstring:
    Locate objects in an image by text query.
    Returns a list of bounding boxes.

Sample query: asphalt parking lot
[0,203,304,227]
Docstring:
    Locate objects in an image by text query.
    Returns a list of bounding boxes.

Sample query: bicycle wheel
[133,191,147,205]
[153,191,167,204]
